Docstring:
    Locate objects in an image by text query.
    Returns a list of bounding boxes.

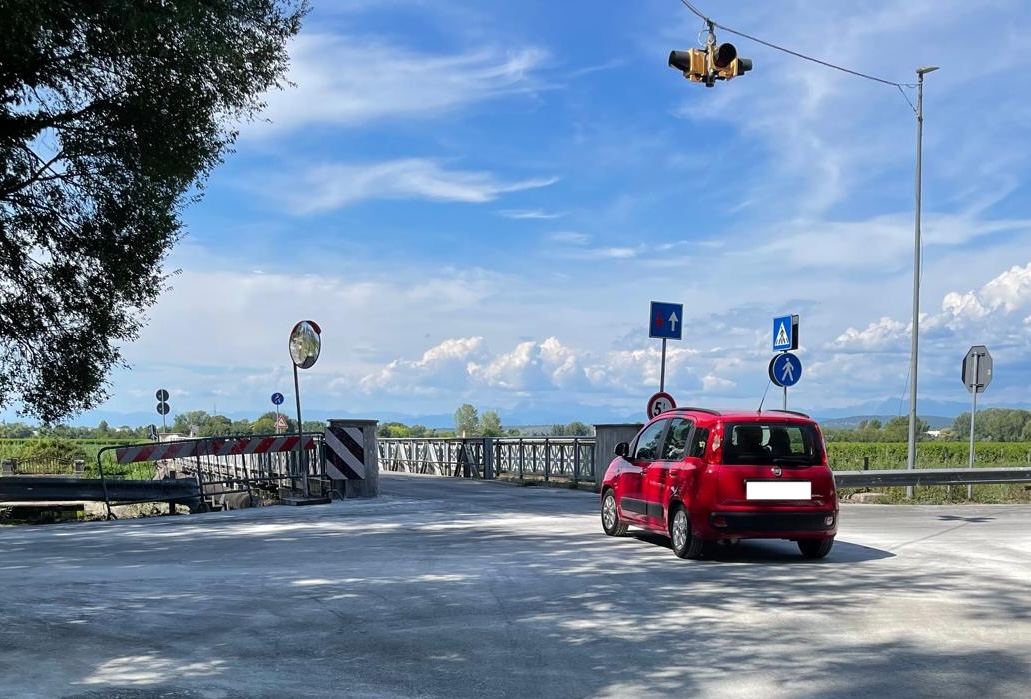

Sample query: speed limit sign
[647,391,676,418]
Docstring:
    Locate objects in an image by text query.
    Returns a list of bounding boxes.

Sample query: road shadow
[629,529,894,563]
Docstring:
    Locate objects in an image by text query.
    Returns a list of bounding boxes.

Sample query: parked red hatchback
[600,408,838,559]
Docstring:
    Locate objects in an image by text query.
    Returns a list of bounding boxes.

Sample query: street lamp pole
[906,65,939,497]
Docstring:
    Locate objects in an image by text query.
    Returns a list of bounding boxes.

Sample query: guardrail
[0,476,201,509]
[832,467,1031,489]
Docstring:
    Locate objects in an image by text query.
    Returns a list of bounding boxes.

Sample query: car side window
[632,420,668,461]
[687,427,710,459]
[660,418,694,460]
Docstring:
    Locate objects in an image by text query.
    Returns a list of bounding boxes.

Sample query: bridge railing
[95,432,329,515]
[378,437,597,482]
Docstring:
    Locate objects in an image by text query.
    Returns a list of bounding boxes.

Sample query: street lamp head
[916,65,940,75]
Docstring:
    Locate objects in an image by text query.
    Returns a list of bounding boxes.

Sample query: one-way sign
[649,301,684,340]
[962,345,993,393]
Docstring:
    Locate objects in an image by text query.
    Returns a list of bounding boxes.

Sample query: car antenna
[757,378,773,414]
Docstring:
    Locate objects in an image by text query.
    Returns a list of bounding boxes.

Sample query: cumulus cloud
[940,263,1031,320]
[357,337,488,395]
[834,317,909,352]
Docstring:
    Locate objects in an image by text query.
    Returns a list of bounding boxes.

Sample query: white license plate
[747,481,811,500]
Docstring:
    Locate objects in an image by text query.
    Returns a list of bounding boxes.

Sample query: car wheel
[601,490,628,537]
[670,506,704,559]
[798,537,834,559]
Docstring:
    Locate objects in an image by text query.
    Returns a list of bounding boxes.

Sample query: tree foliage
[454,403,479,437]
[951,408,1031,442]
[0,0,309,422]
[480,410,503,437]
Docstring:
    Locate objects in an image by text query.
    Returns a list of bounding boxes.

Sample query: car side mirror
[614,442,629,457]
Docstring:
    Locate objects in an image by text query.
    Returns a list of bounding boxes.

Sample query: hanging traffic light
[668,49,714,87]
[669,43,752,86]
[712,42,752,81]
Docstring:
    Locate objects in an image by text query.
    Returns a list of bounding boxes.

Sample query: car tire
[601,489,629,537]
[670,506,704,559]
[798,537,834,559]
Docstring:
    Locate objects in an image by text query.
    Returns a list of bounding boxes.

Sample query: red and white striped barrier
[115,435,318,464]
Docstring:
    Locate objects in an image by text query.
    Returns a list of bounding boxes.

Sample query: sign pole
[660,338,667,393]
[967,353,980,499]
[292,362,308,498]
[782,385,787,411]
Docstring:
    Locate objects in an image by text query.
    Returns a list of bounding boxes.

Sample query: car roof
[661,407,814,422]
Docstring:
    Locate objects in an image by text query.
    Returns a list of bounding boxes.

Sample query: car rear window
[722,422,823,465]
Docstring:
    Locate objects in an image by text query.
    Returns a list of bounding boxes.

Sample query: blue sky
[12,0,1031,426]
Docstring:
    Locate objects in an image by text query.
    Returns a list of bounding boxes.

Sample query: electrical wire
[677,0,917,93]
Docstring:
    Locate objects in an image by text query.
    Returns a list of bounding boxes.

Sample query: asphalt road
[1,473,1029,699]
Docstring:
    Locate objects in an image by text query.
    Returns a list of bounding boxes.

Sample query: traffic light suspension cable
[677,0,918,101]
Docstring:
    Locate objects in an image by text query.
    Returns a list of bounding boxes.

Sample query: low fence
[1,458,85,477]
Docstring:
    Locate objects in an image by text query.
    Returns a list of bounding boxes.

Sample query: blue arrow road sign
[271,392,285,405]
[773,315,797,352]
[769,352,802,388]
[649,301,684,340]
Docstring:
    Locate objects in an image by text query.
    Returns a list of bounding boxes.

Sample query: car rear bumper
[704,510,837,539]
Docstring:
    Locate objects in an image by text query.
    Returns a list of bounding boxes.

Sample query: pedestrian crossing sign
[772,314,799,352]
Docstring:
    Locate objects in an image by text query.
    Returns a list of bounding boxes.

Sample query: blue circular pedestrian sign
[271,392,285,406]
[769,353,802,388]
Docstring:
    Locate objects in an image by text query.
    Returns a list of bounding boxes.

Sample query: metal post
[907,66,938,498]
[782,386,787,411]
[660,338,667,392]
[968,352,979,499]
[293,363,308,497]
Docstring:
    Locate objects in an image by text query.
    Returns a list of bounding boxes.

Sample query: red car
[600,407,838,559]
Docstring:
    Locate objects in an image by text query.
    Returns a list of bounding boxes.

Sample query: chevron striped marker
[324,425,366,480]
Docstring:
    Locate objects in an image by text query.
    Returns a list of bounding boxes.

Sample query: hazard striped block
[115,435,318,464]
[324,425,366,479]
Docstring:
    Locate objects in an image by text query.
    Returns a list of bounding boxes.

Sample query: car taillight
[712,515,728,528]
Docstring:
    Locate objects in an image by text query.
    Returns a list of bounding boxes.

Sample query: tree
[882,416,929,442]
[0,0,309,423]
[952,408,1031,442]
[454,404,479,437]
[480,411,503,437]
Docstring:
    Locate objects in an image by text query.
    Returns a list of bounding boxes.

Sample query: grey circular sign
[156,388,169,402]
[289,320,322,369]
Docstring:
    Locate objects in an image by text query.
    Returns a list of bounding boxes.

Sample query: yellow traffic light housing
[668,49,714,87]
[670,42,752,87]
[711,42,752,81]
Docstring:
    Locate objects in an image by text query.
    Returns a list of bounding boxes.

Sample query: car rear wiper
[772,456,817,467]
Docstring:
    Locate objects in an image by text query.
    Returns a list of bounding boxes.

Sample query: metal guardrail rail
[832,467,1031,489]
[0,477,201,508]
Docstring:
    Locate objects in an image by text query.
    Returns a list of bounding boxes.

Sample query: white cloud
[499,209,566,220]
[273,159,557,213]
[357,337,487,395]
[255,34,549,134]
[834,317,909,352]
[549,231,591,245]
[940,263,1031,321]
